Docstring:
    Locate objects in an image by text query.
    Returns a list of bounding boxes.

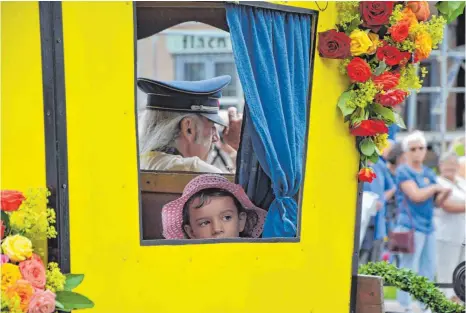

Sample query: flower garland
[1,189,94,313]
[317,1,446,182]
[359,262,465,313]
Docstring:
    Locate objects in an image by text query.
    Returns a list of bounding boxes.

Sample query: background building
[137,22,244,120]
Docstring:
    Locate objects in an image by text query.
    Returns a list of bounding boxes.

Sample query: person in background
[458,156,466,179]
[385,141,405,240]
[434,153,466,302]
[360,140,396,264]
[395,131,452,313]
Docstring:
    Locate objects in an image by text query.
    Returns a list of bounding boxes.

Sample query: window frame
[135,1,319,246]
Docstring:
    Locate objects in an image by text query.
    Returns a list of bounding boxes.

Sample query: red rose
[350,120,388,137]
[376,45,411,66]
[360,1,395,32]
[318,30,351,59]
[375,89,408,107]
[347,57,372,83]
[1,190,25,212]
[1,220,5,240]
[373,72,400,90]
[389,21,410,43]
[358,168,377,183]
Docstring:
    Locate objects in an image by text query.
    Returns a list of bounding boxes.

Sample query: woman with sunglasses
[395,131,452,313]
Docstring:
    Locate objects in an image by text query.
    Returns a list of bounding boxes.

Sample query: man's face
[192,116,219,161]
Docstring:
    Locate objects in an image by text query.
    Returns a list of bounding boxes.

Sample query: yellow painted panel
[63,2,357,313]
[1,1,46,190]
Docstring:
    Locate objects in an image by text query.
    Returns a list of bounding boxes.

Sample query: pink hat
[162,174,267,239]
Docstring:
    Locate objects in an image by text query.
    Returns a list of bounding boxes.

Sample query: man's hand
[222,107,243,151]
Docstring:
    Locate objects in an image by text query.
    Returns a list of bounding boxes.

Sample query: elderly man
[137,75,241,173]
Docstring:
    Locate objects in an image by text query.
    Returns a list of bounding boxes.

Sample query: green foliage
[359,262,466,313]
[436,1,465,24]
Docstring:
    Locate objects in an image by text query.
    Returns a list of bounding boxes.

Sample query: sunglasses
[410,146,425,152]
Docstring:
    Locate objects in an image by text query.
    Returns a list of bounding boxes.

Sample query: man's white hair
[138,109,201,156]
[439,151,458,164]
[402,130,427,152]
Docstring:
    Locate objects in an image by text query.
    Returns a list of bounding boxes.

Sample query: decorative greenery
[436,1,465,24]
[1,189,94,313]
[318,1,447,182]
[359,262,466,313]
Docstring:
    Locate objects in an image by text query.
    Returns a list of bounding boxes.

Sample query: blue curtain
[226,4,311,237]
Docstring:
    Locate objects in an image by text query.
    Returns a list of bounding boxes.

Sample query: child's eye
[199,221,209,227]
[223,215,233,221]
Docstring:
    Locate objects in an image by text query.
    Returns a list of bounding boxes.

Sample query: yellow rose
[1,235,33,262]
[1,263,22,291]
[414,31,432,61]
[367,32,380,55]
[350,29,373,56]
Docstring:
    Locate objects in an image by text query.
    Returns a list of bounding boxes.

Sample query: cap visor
[201,113,228,127]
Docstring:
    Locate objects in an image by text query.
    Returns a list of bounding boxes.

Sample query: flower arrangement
[1,189,94,313]
[317,1,447,182]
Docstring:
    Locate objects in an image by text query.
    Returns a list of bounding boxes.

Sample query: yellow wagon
[1,2,366,313]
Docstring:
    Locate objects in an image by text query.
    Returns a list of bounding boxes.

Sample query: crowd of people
[359,131,465,312]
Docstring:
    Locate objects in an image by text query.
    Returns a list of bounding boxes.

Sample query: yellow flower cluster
[1,290,22,313]
[374,134,389,153]
[9,188,57,240]
[336,2,360,31]
[339,59,351,76]
[397,64,423,92]
[45,262,66,293]
[346,81,379,109]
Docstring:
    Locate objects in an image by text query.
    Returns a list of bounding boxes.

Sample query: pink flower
[19,259,46,290]
[28,290,56,313]
[1,254,9,264]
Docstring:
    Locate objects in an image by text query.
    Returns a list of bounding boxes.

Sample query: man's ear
[183,224,195,239]
[180,117,196,143]
[238,212,247,232]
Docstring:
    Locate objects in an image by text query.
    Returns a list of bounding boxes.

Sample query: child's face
[184,196,247,239]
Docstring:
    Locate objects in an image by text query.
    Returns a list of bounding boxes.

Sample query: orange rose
[414,31,432,62]
[367,32,380,54]
[401,7,419,29]
[407,1,430,21]
[6,279,34,312]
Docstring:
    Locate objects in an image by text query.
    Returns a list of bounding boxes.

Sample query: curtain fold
[227,4,311,237]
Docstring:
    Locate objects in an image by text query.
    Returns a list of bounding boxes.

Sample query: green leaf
[1,211,10,230]
[64,274,84,291]
[373,61,387,76]
[368,152,380,164]
[56,291,94,310]
[346,18,361,34]
[393,111,406,129]
[372,103,395,123]
[360,138,376,157]
[337,91,355,117]
[435,1,465,24]
[55,301,72,312]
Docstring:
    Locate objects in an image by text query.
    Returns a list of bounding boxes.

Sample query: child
[162,174,266,239]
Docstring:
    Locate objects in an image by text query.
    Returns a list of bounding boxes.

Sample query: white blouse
[435,176,466,244]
